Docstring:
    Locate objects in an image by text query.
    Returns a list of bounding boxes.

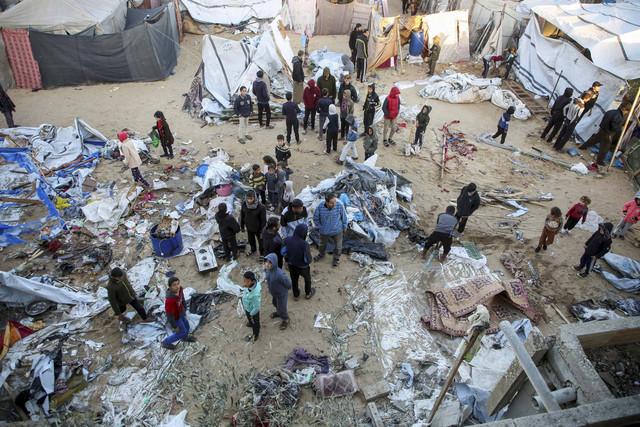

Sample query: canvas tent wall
[514,3,640,143]
[285,0,384,36]
[469,0,528,55]
[180,0,282,26]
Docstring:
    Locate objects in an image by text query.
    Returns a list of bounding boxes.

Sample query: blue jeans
[578,253,595,274]
[163,316,189,344]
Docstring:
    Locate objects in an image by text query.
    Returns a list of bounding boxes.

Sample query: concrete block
[425,365,438,377]
[344,357,360,370]
[510,410,586,427]
[460,404,472,424]
[430,400,461,427]
[413,399,434,419]
[366,402,384,427]
[580,395,640,426]
[361,380,391,401]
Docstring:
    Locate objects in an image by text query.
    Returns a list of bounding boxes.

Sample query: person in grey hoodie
[264,253,292,330]
[421,206,458,262]
[340,54,355,83]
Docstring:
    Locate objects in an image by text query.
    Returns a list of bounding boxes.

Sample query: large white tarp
[514,16,626,143]
[0,271,96,305]
[0,0,127,35]
[181,0,281,26]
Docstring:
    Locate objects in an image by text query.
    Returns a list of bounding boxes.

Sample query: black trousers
[580,129,614,164]
[119,298,148,320]
[364,109,375,130]
[304,108,316,130]
[356,58,366,82]
[289,264,311,297]
[257,103,271,127]
[455,214,469,233]
[414,129,425,146]
[553,119,578,150]
[541,114,563,141]
[286,118,300,143]
[255,189,266,204]
[564,216,579,231]
[340,116,349,138]
[504,63,513,79]
[222,235,238,260]
[423,231,453,255]
[245,310,260,337]
[365,152,375,160]
[492,126,507,144]
[247,231,263,255]
[326,130,338,153]
[161,141,174,156]
[3,111,14,128]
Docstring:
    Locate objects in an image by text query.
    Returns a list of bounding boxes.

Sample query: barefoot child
[535,207,563,253]
[562,196,591,235]
[161,277,196,350]
[242,271,261,341]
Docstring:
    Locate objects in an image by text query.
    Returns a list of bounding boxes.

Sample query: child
[262,155,276,175]
[161,277,196,350]
[574,222,613,277]
[153,111,174,159]
[249,164,267,204]
[363,83,380,133]
[562,196,591,235]
[414,105,432,148]
[107,267,156,324]
[382,86,401,146]
[275,162,288,214]
[264,253,292,330]
[421,206,458,262]
[339,89,354,140]
[118,132,150,192]
[215,203,240,261]
[265,163,279,210]
[283,223,314,301]
[338,114,359,164]
[282,92,301,145]
[317,88,332,140]
[535,207,563,253]
[612,192,640,240]
[233,86,253,144]
[240,190,266,257]
[302,79,320,134]
[283,180,295,206]
[492,106,515,145]
[363,126,378,160]
[325,104,340,154]
[242,271,261,341]
[275,134,292,167]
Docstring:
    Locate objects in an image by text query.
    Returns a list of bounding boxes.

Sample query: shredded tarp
[216,261,243,296]
[0,271,95,306]
[126,257,157,294]
[575,210,604,233]
[82,186,139,235]
[603,253,640,279]
[181,0,280,26]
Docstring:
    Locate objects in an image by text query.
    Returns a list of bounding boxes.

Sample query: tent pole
[607,88,640,172]
[548,70,563,109]
[397,18,405,75]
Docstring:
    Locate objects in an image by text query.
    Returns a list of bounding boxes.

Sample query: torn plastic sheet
[348,252,395,275]
[216,261,243,297]
[159,410,190,427]
[314,312,332,329]
[576,210,604,233]
[82,186,139,235]
[491,318,533,349]
[505,200,529,217]
[455,382,506,423]
[126,257,157,294]
[570,300,621,322]
[599,270,640,294]
[197,161,234,191]
[603,253,640,279]
[0,271,96,306]
[418,73,501,104]
[447,247,487,270]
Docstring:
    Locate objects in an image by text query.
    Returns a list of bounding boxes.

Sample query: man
[302,79,321,134]
[421,206,458,262]
[233,86,253,144]
[338,74,358,105]
[455,182,480,234]
[264,253,292,330]
[579,102,631,166]
[349,23,363,65]
[316,67,337,103]
[355,29,369,83]
[283,224,314,301]
[107,267,156,323]
[363,83,380,133]
[215,203,240,261]
[280,198,308,239]
[0,83,16,128]
[382,86,401,146]
[579,81,601,121]
[313,193,348,267]
[292,50,305,104]
[553,92,590,153]
[252,70,273,129]
[240,190,267,257]
[541,87,574,143]
[263,216,284,268]
[427,36,440,77]
[503,47,517,80]
[482,54,502,78]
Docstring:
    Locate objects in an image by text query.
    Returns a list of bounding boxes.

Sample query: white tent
[0,0,127,35]
[180,0,281,26]
[469,0,528,54]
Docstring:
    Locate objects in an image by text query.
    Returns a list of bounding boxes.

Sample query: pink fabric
[2,29,42,89]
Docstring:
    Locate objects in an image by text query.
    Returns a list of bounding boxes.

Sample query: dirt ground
[1,8,640,425]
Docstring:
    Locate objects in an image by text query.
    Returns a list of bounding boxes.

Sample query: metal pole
[499,321,561,412]
[548,71,563,109]
[607,88,640,172]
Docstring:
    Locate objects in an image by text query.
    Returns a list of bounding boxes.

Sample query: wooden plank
[0,197,42,205]
[577,328,640,349]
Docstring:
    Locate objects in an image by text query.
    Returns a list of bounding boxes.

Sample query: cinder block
[344,357,360,370]
[431,401,461,427]
[361,380,391,401]
[366,402,384,427]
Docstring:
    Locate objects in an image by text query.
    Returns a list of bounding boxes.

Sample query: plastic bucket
[197,164,209,177]
[409,31,424,56]
[150,225,183,257]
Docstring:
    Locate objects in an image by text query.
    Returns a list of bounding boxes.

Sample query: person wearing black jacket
[262,217,284,268]
[363,83,380,133]
[579,102,631,166]
[241,190,267,257]
[215,203,241,261]
[579,81,601,121]
[338,74,358,105]
[153,111,174,159]
[253,70,273,129]
[455,183,481,234]
[349,24,363,64]
[280,198,308,239]
[574,222,613,277]
[292,50,305,104]
[355,30,369,83]
[541,87,573,142]
[283,223,314,300]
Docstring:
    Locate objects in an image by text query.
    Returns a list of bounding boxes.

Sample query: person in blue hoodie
[233,86,253,144]
[313,193,348,267]
[338,114,359,164]
[283,223,314,301]
[264,253,292,330]
[252,70,273,129]
[242,270,261,342]
[492,106,515,145]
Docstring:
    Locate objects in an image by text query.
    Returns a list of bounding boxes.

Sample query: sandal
[294,296,300,301]
[245,322,253,327]
[305,288,316,299]
[280,319,290,330]
[270,312,280,319]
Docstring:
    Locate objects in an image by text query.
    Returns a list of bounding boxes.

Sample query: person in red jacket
[302,79,321,134]
[613,192,640,240]
[561,196,591,235]
[161,277,196,350]
[382,86,401,146]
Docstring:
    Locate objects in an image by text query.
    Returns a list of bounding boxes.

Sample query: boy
[535,207,563,253]
[574,222,613,277]
[233,86,253,144]
[363,126,378,160]
[338,74,358,104]
[562,196,591,235]
[421,206,458,262]
[265,163,279,210]
[492,106,515,145]
[363,83,380,133]
[249,164,267,204]
[612,192,640,240]
[414,105,432,148]
[264,253,291,330]
[339,89,354,140]
[325,104,340,154]
[162,277,196,350]
[302,79,320,134]
[455,183,480,234]
[275,134,292,167]
[283,223,314,301]
[263,217,284,268]
[338,114,359,164]
[282,92,301,145]
[215,203,240,261]
[107,267,156,324]
[275,162,288,214]
[382,86,401,146]
[317,88,333,140]
[240,190,267,257]
[242,271,261,341]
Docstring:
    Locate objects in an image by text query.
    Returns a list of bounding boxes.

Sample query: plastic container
[409,31,424,56]
[150,225,183,257]
[196,164,209,177]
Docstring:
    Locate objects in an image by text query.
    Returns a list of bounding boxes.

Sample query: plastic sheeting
[455,382,506,423]
[216,261,243,297]
[82,186,139,235]
[600,253,640,294]
[0,271,96,305]
[181,0,281,26]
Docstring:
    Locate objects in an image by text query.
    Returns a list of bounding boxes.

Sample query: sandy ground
[1,7,639,424]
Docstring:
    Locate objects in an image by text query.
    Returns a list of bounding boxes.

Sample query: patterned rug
[422,278,542,337]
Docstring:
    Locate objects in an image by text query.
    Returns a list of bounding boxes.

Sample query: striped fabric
[2,29,41,89]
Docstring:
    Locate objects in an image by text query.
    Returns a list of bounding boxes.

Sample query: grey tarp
[27,4,178,89]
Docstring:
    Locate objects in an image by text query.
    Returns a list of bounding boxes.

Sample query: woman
[153,111,174,159]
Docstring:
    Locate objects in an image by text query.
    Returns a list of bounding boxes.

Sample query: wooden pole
[548,70,563,110]
[607,89,640,172]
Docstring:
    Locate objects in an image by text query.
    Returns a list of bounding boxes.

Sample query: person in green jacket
[106,267,155,323]
[413,105,432,147]
[242,271,262,342]
[316,67,337,103]
[427,36,440,76]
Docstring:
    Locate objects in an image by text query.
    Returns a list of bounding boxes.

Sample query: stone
[344,357,360,370]
[421,385,434,398]
[413,399,434,419]
[391,400,407,412]
[431,401,461,427]
[361,380,391,401]
[460,404,472,423]
[425,365,438,377]
[366,402,384,427]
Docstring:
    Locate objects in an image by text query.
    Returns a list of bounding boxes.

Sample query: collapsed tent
[0,271,96,306]
[181,0,282,27]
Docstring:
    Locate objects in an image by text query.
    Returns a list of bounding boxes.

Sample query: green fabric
[242,281,262,316]
[106,273,137,315]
